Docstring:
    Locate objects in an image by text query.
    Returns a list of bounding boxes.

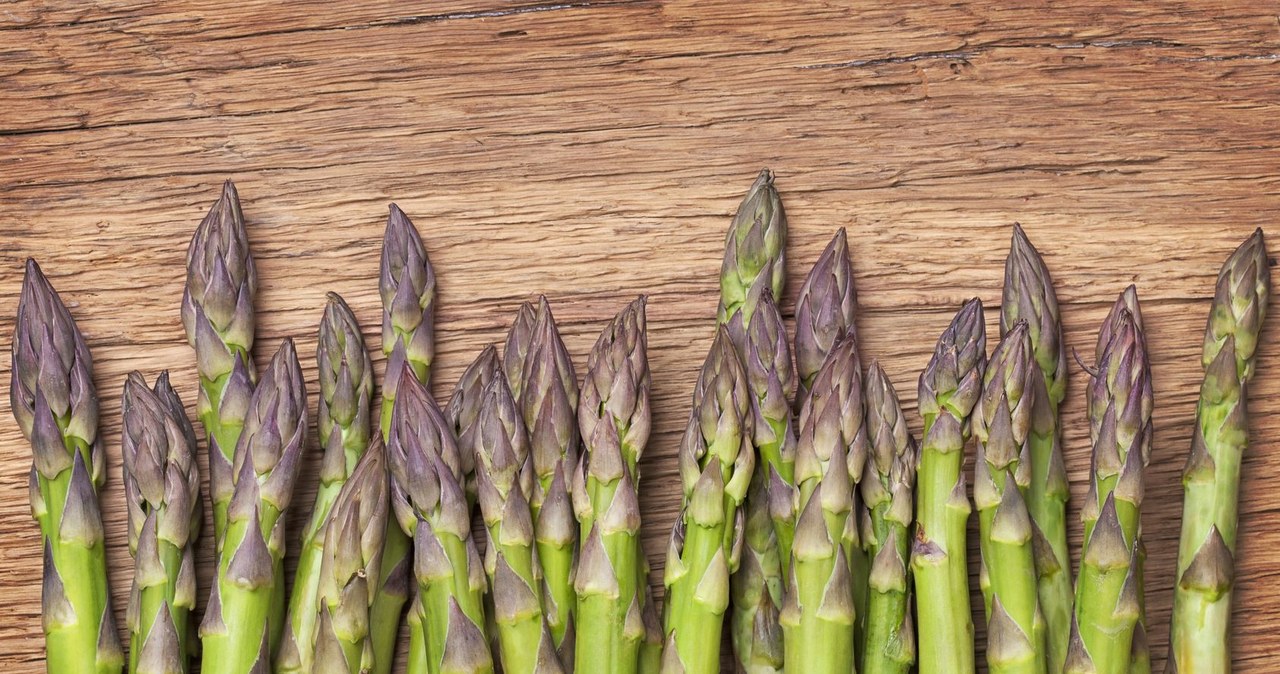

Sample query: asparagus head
[794,228,857,404]
[504,302,538,401]
[717,169,787,325]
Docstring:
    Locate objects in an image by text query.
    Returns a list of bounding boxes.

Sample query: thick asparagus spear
[1067,292,1150,674]
[12,260,123,673]
[520,297,581,660]
[974,321,1046,674]
[370,204,437,674]
[573,298,652,674]
[504,302,537,401]
[794,229,857,405]
[314,435,389,674]
[778,331,865,674]
[860,362,917,674]
[717,169,787,325]
[912,298,985,674]
[181,180,257,545]
[121,372,200,674]
[279,293,374,673]
[387,371,492,674]
[1169,229,1269,673]
[726,286,794,674]
[200,339,307,674]
[1001,225,1071,674]
[473,371,565,673]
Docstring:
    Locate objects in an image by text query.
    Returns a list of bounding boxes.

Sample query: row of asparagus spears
[10,172,1269,674]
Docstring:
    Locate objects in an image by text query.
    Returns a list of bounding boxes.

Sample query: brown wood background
[2,1,1279,671]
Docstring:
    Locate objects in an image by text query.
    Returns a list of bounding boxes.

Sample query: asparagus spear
[474,371,565,674]
[1001,225,1071,674]
[371,204,437,674]
[1169,229,1269,673]
[974,321,1046,674]
[778,331,865,674]
[200,339,308,674]
[860,362,917,674]
[448,345,502,506]
[12,260,123,673]
[717,169,787,325]
[1067,292,1150,674]
[912,298,984,674]
[181,180,257,545]
[794,229,857,405]
[520,297,581,660]
[504,302,537,400]
[726,286,794,674]
[121,372,200,674]
[314,435,389,674]
[573,298,652,674]
[387,371,492,674]
[279,293,374,673]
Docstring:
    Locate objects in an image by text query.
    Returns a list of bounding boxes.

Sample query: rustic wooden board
[2,1,1279,671]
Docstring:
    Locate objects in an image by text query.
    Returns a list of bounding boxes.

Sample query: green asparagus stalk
[726,285,794,674]
[387,371,493,674]
[794,229,857,405]
[912,298,984,674]
[520,297,581,660]
[504,302,537,401]
[974,321,1046,674]
[1067,292,1150,674]
[860,362,917,674]
[121,372,200,674]
[181,180,257,546]
[12,260,123,673]
[1169,229,1269,673]
[1001,224,1071,674]
[778,331,865,674]
[573,298,651,674]
[473,369,565,673]
[199,339,308,674]
[279,293,374,673]
[717,169,787,325]
[371,204,437,674]
[314,435,389,674]
[448,345,502,506]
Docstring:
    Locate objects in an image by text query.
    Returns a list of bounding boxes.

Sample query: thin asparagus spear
[779,331,865,674]
[181,180,257,545]
[860,362,917,674]
[726,285,794,674]
[504,303,538,401]
[520,297,581,661]
[573,298,651,674]
[199,339,308,674]
[313,436,389,674]
[279,293,374,673]
[370,204,437,674]
[912,299,984,674]
[1001,225,1071,674]
[717,169,786,325]
[1169,229,1269,673]
[794,229,857,405]
[974,321,1046,674]
[1067,292,1150,674]
[12,260,123,673]
[387,371,492,674]
[121,372,200,674]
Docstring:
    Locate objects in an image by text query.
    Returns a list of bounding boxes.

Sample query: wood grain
[1,1,1278,670]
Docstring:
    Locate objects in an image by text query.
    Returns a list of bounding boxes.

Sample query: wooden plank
[1,0,1278,670]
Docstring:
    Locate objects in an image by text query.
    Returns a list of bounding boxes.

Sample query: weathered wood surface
[2,0,1279,670]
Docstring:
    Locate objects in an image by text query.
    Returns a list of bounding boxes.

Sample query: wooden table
[2,1,1278,671]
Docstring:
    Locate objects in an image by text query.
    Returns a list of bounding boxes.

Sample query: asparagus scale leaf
[181,180,257,546]
[279,293,374,673]
[13,260,124,674]
[1169,229,1269,673]
[912,299,984,674]
[199,339,308,674]
[778,331,866,674]
[663,327,755,674]
[573,298,652,674]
